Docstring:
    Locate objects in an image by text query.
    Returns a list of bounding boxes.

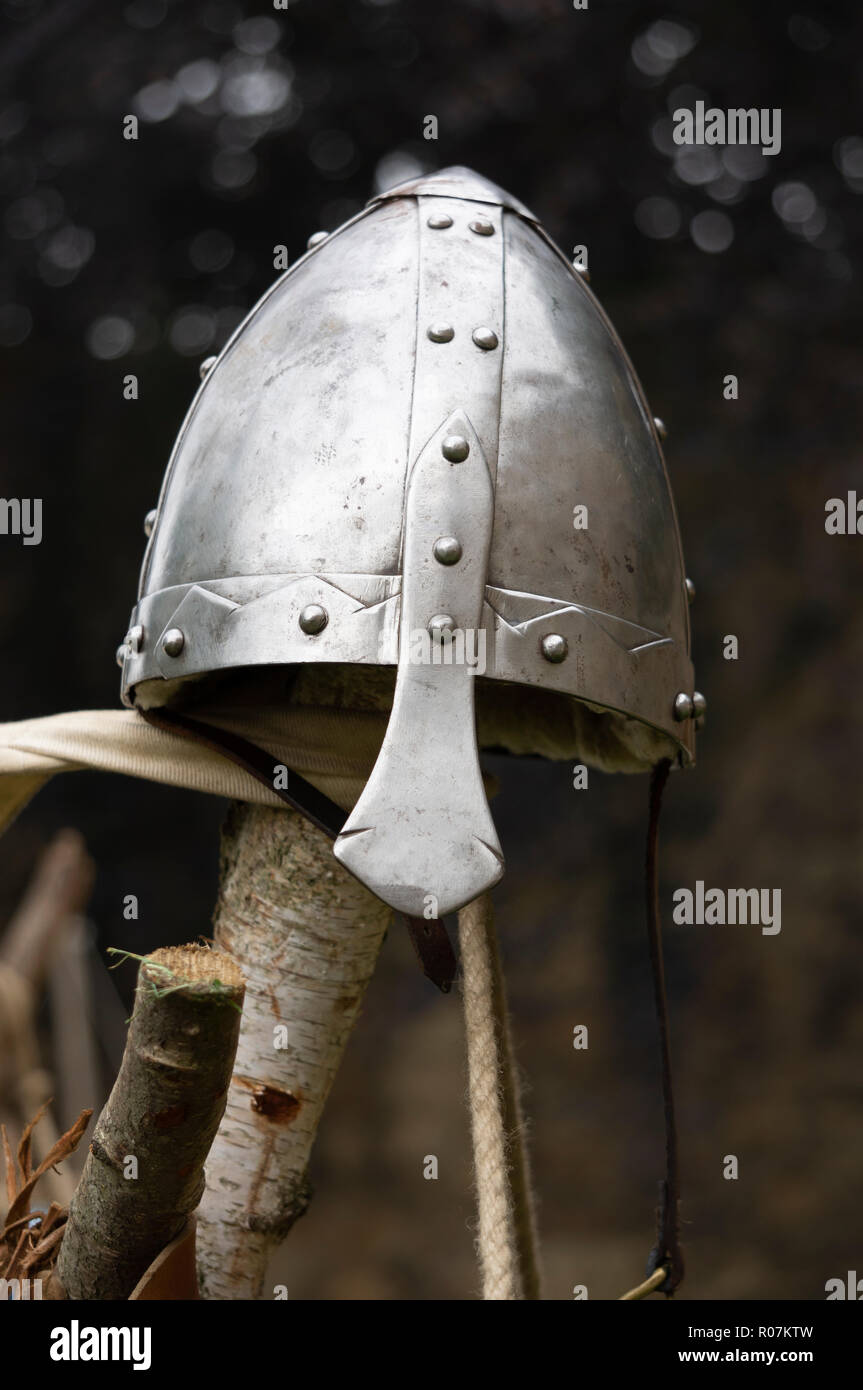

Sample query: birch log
[196,801,392,1300]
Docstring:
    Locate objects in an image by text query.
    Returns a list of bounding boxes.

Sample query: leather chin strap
[137,704,457,993]
[644,758,684,1295]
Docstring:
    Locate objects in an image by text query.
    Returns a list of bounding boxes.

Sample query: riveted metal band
[407,196,505,492]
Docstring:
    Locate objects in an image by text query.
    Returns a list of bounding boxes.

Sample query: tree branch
[55,944,244,1300]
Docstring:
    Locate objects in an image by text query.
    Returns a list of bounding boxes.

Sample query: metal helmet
[120,166,700,918]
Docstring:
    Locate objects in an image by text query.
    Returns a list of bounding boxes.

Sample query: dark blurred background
[0,0,861,1299]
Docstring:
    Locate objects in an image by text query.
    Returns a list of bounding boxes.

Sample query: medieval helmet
[119,166,701,919]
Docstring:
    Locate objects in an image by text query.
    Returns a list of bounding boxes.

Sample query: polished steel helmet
[119,166,700,918]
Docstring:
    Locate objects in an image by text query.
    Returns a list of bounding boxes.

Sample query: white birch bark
[196,801,391,1300]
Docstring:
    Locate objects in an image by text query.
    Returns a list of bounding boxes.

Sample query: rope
[483,912,542,1300]
[458,894,542,1300]
[460,760,684,1303]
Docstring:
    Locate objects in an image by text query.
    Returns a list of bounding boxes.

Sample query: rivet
[144,508,157,538]
[427,323,454,343]
[162,628,185,658]
[199,355,217,381]
[654,417,668,441]
[685,577,696,604]
[673,692,694,721]
[541,633,568,663]
[126,624,144,655]
[574,263,591,282]
[441,434,469,462]
[428,613,456,642]
[115,644,127,668]
[427,212,453,230]
[299,604,328,635]
[469,217,495,236]
[307,230,328,249]
[472,326,499,351]
[433,535,462,566]
[692,691,707,719]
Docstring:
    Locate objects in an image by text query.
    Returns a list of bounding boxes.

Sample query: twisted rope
[459,894,541,1301]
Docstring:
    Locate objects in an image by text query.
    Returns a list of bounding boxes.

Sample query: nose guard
[334,411,503,917]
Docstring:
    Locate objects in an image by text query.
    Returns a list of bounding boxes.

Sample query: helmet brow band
[137,704,457,993]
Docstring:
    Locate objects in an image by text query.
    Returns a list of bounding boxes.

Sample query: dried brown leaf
[16,1099,50,1187]
[1,1211,36,1242]
[37,1202,66,1238]
[5,1108,91,1230]
[1,1226,28,1280]
[21,1220,65,1270]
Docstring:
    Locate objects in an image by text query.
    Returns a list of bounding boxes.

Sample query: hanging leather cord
[643,757,684,1295]
[619,1266,668,1301]
[137,705,457,992]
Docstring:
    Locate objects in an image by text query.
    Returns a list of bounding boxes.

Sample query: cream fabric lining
[0,705,389,835]
[0,666,674,836]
